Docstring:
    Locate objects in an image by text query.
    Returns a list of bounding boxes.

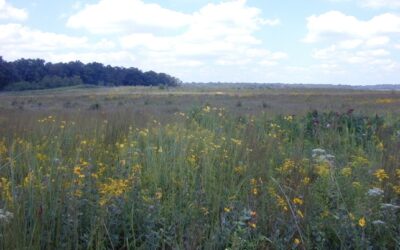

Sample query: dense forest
[0,57,181,91]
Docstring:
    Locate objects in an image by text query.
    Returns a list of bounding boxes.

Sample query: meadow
[0,86,399,249]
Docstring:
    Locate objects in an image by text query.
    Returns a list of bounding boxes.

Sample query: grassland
[0,86,399,249]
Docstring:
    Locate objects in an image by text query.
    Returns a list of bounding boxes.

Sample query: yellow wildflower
[248,222,256,229]
[352,182,362,189]
[155,191,163,200]
[373,169,389,182]
[358,217,366,228]
[277,195,288,212]
[98,178,130,205]
[393,185,400,194]
[231,138,242,146]
[316,163,330,177]
[341,167,352,177]
[73,166,85,178]
[234,165,246,175]
[201,207,209,215]
[297,210,304,218]
[294,238,301,245]
[224,207,231,213]
[302,177,310,185]
[293,197,303,206]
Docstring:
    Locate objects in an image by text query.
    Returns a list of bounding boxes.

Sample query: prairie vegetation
[0,86,399,249]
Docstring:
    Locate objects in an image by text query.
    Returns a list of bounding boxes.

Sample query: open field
[0,86,400,249]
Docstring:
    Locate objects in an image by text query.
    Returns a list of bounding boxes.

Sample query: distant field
[1,85,400,116]
[0,86,399,249]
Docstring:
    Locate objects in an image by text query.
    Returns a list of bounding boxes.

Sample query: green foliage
[0,108,399,249]
[0,57,181,91]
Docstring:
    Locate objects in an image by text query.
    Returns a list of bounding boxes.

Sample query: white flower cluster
[367,187,384,197]
[312,148,335,166]
[0,209,13,223]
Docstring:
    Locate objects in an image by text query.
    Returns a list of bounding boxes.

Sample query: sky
[0,0,400,85]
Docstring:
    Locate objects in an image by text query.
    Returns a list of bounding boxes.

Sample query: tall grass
[0,106,399,249]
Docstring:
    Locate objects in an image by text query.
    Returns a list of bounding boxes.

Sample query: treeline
[0,57,181,91]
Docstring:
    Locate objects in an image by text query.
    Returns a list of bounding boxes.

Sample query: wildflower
[36,153,47,161]
[231,138,242,146]
[224,207,231,213]
[321,210,329,218]
[252,188,259,196]
[297,210,304,218]
[155,191,162,200]
[358,217,366,228]
[293,197,303,206]
[372,220,385,225]
[73,166,85,178]
[284,115,293,122]
[234,166,245,175]
[294,238,301,245]
[341,167,352,177]
[352,182,362,189]
[373,169,389,182]
[393,185,400,194]
[277,195,288,212]
[312,148,326,157]
[201,207,209,215]
[0,209,13,223]
[0,178,12,202]
[74,189,83,198]
[203,106,211,113]
[98,178,130,205]
[377,142,384,151]
[367,187,384,197]
[302,177,310,185]
[380,203,400,211]
[278,159,295,173]
[248,222,256,229]
[315,163,330,177]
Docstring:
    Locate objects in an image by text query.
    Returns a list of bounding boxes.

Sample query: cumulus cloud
[0,0,28,21]
[0,23,126,65]
[362,0,400,8]
[304,11,400,43]
[65,0,286,80]
[67,0,191,34]
[303,10,400,74]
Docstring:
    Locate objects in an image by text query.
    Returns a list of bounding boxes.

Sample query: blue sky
[1,0,399,84]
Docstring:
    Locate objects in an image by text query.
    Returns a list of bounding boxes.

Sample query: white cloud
[0,0,28,21]
[362,0,400,8]
[67,0,191,34]
[66,0,286,79]
[48,51,136,65]
[3,0,286,82]
[67,0,280,35]
[0,23,125,65]
[304,11,400,43]
[0,24,88,52]
[303,10,400,82]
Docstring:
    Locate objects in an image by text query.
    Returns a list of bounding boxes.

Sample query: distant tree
[0,57,13,89]
[0,57,181,91]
